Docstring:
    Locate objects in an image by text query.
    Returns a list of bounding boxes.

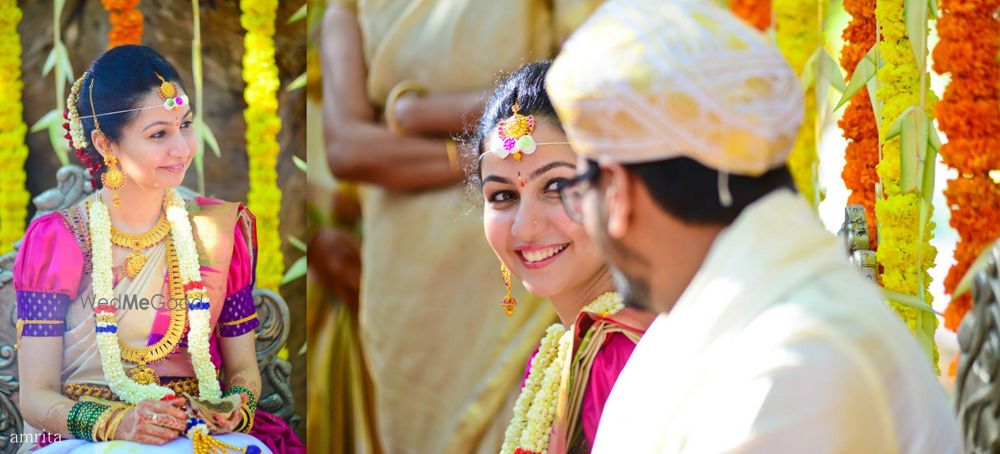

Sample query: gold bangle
[445,139,460,177]
[238,406,255,433]
[384,80,426,135]
[92,407,111,442]
[105,405,130,441]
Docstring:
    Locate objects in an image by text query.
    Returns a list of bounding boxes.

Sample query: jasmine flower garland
[500,292,624,454]
[88,189,221,404]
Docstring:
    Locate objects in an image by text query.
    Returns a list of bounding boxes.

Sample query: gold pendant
[127,364,160,385]
[123,251,147,280]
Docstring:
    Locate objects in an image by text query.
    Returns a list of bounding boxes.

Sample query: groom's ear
[603,163,633,240]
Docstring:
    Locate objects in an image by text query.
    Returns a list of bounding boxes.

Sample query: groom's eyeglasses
[556,162,600,223]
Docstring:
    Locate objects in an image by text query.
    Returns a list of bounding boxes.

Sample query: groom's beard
[594,198,654,312]
[610,265,652,312]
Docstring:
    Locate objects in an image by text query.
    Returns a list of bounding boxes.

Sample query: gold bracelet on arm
[384,80,427,135]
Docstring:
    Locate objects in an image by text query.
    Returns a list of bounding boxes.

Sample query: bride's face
[102,89,196,190]
[481,121,607,298]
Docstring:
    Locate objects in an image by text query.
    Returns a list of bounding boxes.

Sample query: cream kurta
[593,190,961,453]
[333,1,602,452]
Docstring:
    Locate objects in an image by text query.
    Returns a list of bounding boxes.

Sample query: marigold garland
[932,0,1000,332]
[240,0,284,291]
[839,0,880,249]
[874,0,940,370]
[730,0,771,31]
[0,2,29,256]
[101,0,143,48]
[775,0,821,209]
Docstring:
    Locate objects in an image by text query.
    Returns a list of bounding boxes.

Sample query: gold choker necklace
[109,211,170,279]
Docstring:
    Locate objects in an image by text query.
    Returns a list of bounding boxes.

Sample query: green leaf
[928,0,937,21]
[194,147,206,195]
[884,106,916,140]
[42,46,59,77]
[866,76,882,138]
[953,242,997,298]
[905,0,930,74]
[286,72,306,92]
[800,48,820,90]
[899,107,928,193]
[835,44,879,111]
[297,342,307,356]
[46,122,69,166]
[293,155,307,173]
[920,128,937,206]
[819,48,847,92]
[916,129,937,292]
[881,288,939,315]
[57,44,75,86]
[281,256,307,285]
[201,121,222,157]
[54,0,65,14]
[287,4,307,24]
[288,235,307,253]
[30,109,59,133]
[928,122,943,152]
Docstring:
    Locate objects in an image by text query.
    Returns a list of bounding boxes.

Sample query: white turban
[546,0,803,176]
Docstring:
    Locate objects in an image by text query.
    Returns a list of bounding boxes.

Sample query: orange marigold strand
[730,0,771,31]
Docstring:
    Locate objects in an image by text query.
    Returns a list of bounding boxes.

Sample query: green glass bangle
[223,385,257,412]
[68,401,109,441]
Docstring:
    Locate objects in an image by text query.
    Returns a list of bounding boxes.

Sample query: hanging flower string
[500,293,625,454]
[874,0,940,370]
[89,189,221,403]
[240,0,284,291]
[0,2,30,256]
[100,0,143,48]
[775,0,822,210]
[730,0,771,31]
[933,0,1000,337]
[839,0,880,249]
[89,189,255,452]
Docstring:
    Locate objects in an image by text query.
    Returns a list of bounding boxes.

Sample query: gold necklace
[121,234,187,386]
[110,211,170,280]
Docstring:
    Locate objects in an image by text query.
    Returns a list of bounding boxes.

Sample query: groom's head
[547,0,804,313]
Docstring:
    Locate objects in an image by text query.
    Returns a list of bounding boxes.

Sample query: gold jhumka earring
[89,78,126,208]
[500,263,517,316]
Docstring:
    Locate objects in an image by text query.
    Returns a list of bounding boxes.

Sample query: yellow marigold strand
[775,0,822,209]
[0,2,30,255]
[240,0,284,291]
[873,0,940,372]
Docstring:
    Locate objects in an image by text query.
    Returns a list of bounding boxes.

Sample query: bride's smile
[515,243,570,268]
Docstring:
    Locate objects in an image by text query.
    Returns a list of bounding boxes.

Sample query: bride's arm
[17,340,186,444]
[204,334,261,434]
[18,337,73,437]
[219,335,262,401]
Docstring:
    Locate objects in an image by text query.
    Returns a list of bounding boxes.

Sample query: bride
[469,61,656,454]
[13,45,295,453]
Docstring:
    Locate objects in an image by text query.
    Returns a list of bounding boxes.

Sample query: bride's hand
[113,398,188,444]
[197,393,247,435]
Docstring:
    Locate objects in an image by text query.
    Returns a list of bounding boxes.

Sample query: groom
[546,0,961,452]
